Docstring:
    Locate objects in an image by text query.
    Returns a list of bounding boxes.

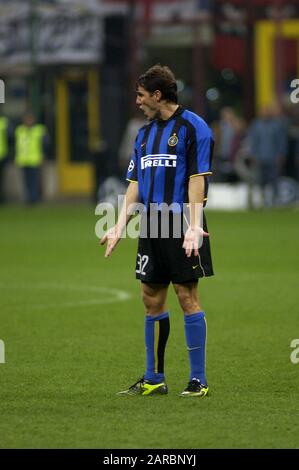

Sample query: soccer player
[100,64,214,397]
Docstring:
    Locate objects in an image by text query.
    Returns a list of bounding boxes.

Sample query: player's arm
[183,175,209,258]
[100,181,139,258]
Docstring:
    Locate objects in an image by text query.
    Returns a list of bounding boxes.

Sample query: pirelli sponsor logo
[141,154,177,170]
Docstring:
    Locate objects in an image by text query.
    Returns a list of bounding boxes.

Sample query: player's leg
[173,281,209,397]
[118,220,172,396]
[118,283,170,396]
[142,282,170,385]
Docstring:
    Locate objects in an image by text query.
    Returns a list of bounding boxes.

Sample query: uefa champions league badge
[168,134,178,146]
[128,159,135,172]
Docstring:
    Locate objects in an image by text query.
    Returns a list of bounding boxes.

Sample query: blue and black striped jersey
[126,106,213,208]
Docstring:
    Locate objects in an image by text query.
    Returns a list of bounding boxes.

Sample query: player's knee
[174,286,198,313]
[178,297,197,313]
[142,291,164,314]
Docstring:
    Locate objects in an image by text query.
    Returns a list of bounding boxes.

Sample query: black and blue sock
[144,311,170,384]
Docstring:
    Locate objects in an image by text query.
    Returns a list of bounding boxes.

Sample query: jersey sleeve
[187,121,214,178]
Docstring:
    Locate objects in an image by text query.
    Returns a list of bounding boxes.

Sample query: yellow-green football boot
[117,377,168,396]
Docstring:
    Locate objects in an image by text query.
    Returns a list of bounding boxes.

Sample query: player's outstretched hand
[100,225,122,258]
[183,225,209,258]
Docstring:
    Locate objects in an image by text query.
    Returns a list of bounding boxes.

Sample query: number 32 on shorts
[136,254,149,275]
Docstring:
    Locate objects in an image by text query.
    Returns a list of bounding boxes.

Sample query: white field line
[0,282,131,309]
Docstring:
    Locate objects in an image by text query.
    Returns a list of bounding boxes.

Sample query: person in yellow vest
[15,113,48,204]
[0,115,13,203]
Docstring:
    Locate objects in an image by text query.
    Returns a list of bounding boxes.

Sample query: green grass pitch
[0,204,298,449]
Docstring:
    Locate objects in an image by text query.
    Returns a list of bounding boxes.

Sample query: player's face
[136,86,160,120]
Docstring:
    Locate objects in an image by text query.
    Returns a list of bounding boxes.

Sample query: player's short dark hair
[136,64,178,104]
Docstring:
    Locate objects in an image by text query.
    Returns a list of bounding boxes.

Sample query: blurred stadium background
[0,0,299,450]
[0,0,298,205]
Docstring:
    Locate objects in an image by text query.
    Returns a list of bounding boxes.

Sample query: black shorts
[135,211,214,284]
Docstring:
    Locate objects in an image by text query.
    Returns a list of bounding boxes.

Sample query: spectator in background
[91,139,109,204]
[0,114,13,203]
[230,114,247,165]
[281,99,299,181]
[196,0,214,16]
[15,113,49,204]
[234,133,258,209]
[248,103,288,206]
[212,107,243,183]
[118,110,146,177]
